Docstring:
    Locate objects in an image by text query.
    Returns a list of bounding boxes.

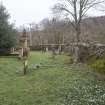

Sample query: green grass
[0,52,105,105]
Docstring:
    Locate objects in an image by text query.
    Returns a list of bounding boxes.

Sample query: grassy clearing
[0,52,105,105]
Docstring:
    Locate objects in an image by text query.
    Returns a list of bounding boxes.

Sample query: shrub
[0,48,11,55]
[87,52,105,74]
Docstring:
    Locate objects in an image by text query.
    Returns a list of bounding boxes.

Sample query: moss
[87,52,105,74]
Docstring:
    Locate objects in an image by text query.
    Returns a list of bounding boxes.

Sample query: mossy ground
[0,52,105,105]
[87,52,105,74]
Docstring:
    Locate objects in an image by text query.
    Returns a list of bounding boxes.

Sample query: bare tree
[52,0,103,62]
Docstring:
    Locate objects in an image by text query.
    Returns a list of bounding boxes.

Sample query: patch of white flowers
[60,77,105,105]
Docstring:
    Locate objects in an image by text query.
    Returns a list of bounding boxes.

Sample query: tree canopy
[0,4,17,49]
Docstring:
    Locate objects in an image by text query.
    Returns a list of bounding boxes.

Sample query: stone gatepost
[19,29,29,75]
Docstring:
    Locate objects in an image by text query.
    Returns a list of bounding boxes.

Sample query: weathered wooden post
[19,29,29,75]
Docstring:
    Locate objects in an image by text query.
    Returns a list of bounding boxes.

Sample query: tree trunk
[73,27,81,63]
[74,46,80,63]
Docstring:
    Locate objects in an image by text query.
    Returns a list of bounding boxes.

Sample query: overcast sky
[1,0,105,27]
[1,0,56,27]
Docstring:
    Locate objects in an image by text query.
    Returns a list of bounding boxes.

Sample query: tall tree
[0,4,17,51]
[52,0,103,62]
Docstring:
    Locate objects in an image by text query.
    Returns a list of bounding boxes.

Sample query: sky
[1,0,56,27]
[1,0,105,27]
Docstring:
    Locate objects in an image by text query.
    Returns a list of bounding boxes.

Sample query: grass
[0,52,105,105]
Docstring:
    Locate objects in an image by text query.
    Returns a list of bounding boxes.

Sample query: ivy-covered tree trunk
[73,25,81,63]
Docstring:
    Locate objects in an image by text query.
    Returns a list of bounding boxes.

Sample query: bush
[90,60,105,73]
[0,48,11,55]
[87,52,105,74]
